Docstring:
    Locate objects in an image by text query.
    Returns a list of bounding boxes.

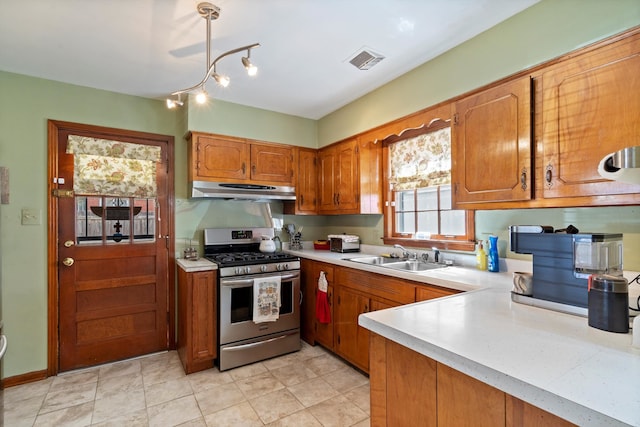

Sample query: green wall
[1,0,639,380]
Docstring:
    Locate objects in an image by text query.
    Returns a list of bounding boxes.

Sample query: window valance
[66,135,161,198]
[388,126,451,191]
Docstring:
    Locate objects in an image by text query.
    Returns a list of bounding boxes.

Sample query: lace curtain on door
[66,135,162,198]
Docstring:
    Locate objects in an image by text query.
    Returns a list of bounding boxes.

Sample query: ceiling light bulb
[213,72,230,88]
[195,90,208,104]
[242,57,258,76]
[166,98,183,109]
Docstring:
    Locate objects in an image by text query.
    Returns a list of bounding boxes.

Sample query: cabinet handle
[545,164,553,188]
[328,291,332,306]
[300,194,304,205]
[364,304,369,313]
[242,162,246,175]
[336,193,340,205]
[520,168,527,190]
[252,164,256,174]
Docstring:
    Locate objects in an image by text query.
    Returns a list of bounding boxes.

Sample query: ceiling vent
[348,48,385,70]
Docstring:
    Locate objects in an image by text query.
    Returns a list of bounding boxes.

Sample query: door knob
[62,257,74,267]
[63,240,75,247]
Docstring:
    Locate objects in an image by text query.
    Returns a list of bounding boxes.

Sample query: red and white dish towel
[316,271,331,324]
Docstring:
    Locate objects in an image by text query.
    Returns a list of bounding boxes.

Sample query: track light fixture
[165,2,260,108]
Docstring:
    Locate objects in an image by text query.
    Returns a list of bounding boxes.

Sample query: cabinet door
[250,143,293,184]
[506,396,577,427]
[318,146,337,212]
[315,283,334,349]
[335,139,359,212]
[301,260,335,348]
[452,77,532,206]
[193,134,249,181]
[296,148,318,214]
[335,287,370,371]
[190,271,217,362]
[437,363,505,427]
[542,35,640,198]
[416,285,459,301]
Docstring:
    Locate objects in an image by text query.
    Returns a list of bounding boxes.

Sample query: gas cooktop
[205,251,298,267]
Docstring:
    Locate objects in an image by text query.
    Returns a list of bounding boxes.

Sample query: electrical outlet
[21,208,42,225]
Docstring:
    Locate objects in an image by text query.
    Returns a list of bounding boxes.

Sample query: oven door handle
[222,331,298,351]
[221,273,299,287]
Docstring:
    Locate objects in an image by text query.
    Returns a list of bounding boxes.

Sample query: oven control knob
[283,263,289,270]
[235,267,242,275]
[260,265,267,272]
[244,267,250,274]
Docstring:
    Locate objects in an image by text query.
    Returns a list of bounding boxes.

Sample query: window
[382,118,475,251]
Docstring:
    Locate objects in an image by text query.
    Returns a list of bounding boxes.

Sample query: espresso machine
[509,225,623,312]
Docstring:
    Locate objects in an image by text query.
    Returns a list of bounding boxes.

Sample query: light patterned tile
[194,382,246,416]
[308,394,368,427]
[40,381,96,414]
[270,362,317,387]
[186,367,234,393]
[96,372,143,400]
[287,377,340,407]
[250,388,304,424]
[90,408,148,427]
[33,401,93,427]
[98,358,141,380]
[3,394,44,427]
[140,351,182,375]
[305,354,348,376]
[91,387,145,424]
[178,417,207,427]
[227,362,268,381]
[235,371,285,400]
[3,377,53,404]
[142,360,186,387]
[352,418,371,427]
[322,366,369,393]
[203,401,262,427]
[265,408,323,427]
[50,370,99,392]
[147,394,202,427]
[145,376,193,407]
[343,383,371,415]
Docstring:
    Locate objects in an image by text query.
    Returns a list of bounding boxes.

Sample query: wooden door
[318,146,337,213]
[335,286,370,371]
[192,133,249,181]
[50,121,173,372]
[452,77,532,206]
[250,143,293,184]
[541,34,640,198]
[295,148,318,214]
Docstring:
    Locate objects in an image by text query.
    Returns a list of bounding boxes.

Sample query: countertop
[288,246,640,426]
[176,257,218,273]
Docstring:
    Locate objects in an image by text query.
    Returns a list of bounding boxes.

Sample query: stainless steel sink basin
[347,256,401,265]
[347,256,447,272]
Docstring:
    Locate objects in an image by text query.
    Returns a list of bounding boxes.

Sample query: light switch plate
[21,208,42,225]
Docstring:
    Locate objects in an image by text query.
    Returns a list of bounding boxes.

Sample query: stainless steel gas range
[203,228,301,371]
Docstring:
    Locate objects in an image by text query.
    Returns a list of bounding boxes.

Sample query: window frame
[381,113,475,252]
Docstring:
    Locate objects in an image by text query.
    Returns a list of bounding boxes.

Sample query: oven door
[219,271,301,346]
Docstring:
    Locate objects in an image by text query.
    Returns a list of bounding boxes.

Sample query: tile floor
[3,342,370,426]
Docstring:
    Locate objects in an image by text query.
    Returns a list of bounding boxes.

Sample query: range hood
[191,181,296,201]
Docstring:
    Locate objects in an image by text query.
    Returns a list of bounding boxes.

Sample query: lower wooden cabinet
[300,259,335,349]
[370,334,576,427]
[177,267,217,374]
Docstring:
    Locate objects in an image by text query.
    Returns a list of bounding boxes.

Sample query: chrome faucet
[393,244,417,260]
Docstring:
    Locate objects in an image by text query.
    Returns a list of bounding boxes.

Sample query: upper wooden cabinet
[188,132,294,185]
[285,147,318,215]
[318,137,382,215]
[540,33,640,199]
[452,77,533,207]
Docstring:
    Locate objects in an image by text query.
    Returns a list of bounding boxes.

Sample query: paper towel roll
[597,152,640,185]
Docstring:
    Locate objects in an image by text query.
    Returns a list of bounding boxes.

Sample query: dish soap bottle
[487,235,499,272]
[476,241,487,271]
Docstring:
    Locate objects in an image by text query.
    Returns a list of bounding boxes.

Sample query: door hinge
[52,189,74,198]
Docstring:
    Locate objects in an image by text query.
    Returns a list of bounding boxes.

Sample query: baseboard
[2,369,48,388]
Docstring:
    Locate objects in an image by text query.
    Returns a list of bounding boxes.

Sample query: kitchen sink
[347,256,447,272]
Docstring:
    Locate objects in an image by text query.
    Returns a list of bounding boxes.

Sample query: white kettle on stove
[259,235,276,253]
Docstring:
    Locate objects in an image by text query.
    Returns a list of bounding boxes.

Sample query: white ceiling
[0,0,539,119]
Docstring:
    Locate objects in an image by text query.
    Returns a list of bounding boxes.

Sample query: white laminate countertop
[176,258,217,273]
[288,246,640,426]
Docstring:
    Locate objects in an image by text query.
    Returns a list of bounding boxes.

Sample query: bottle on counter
[476,241,487,271]
[487,235,499,272]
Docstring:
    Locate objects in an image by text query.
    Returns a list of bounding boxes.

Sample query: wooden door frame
[46,120,176,377]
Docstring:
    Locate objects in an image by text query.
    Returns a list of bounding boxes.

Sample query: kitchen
[1,0,640,425]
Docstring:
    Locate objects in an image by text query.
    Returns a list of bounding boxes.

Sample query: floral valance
[389,126,451,191]
[66,135,162,198]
